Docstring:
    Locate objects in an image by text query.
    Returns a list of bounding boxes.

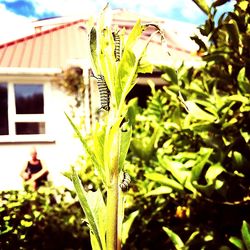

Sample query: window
[0,83,8,135]
[0,82,48,141]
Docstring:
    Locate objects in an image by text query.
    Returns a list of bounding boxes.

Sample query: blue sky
[0,0,235,24]
[0,0,235,44]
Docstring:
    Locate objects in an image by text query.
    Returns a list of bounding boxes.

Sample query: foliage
[121,0,250,248]
[65,4,168,250]
[52,66,85,107]
[62,1,250,249]
[0,186,91,250]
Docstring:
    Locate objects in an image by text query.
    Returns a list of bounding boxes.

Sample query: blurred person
[20,146,49,190]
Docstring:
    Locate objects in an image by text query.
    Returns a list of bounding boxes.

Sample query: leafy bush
[121,0,250,248]
[0,186,91,250]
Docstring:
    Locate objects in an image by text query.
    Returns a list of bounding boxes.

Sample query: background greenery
[0,186,91,250]
[1,0,250,249]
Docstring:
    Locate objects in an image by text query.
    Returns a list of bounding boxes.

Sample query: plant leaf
[89,26,99,76]
[192,0,210,15]
[119,123,132,172]
[65,113,106,184]
[145,186,173,196]
[191,148,213,181]
[238,67,250,94]
[163,227,185,250]
[205,163,225,184]
[241,220,250,250]
[122,210,139,244]
[183,100,217,122]
[145,173,184,192]
[229,236,245,249]
[161,66,178,85]
[71,168,105,250]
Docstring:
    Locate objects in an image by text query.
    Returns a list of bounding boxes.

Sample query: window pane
[15,84,44,114]
[15,122,45,135]
[0,83,9,135]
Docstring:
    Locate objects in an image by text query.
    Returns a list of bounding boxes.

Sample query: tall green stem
[106,130,120,250]
[106,175,119,250]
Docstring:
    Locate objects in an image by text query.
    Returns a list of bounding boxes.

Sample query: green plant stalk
[106,128,120,250]
[106,176,119,250]
[117,191,125,250]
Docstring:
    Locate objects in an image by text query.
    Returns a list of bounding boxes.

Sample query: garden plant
[2,0,250,249]
[68,0,250,249]
[65,4,168,250]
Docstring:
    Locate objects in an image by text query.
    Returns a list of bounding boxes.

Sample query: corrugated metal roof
[0,10,200,69]
[0,19,88,69]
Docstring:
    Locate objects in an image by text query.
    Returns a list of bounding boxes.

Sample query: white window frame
[0,75,55,143]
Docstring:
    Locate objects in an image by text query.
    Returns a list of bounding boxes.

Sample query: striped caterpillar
[120,172,131,192]
[112,30,121,62]
[95,75,110,111]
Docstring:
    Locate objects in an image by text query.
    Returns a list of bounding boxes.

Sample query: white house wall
[0,78,84,191]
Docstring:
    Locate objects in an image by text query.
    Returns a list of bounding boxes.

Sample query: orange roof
[0,10,199,70]
[0,19,88,68]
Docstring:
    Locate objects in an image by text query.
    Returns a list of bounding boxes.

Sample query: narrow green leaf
[116,19,155,107]
[123,19,144,50]
[229,236,244,249]
[192,181,215,197]
[137,57,153,74]
[71,169,104,250]
[163,227,185,250]
[190,35,207,51]
[191,148,213,181]
[159,157,195,193]
[184,100,217,122]
[87,189,106,250]
[241,220,250,250]
[185,231,200,246]
[122,210,139,244]
[145,186,173,196]
[205,163,225,184]
[93,123,106,174]
[238,67,250,94]
[65,113,106,184]
[116,49,137,106]
[224,20,240,47]
[145,173,184,192]
[119,124,132,172]
[130,125,161,162]
[89,26,99,76]
[99,33,116,93]
[212,0,231,8]
[161,66,178,85]
[192,0,210,15]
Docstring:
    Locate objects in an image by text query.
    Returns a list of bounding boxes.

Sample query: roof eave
[0,67,62,76]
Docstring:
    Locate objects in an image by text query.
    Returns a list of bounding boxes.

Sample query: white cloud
[0,4,34,44]
[180,1,206,23]
[0,0,210,45]
[33,0,106,17]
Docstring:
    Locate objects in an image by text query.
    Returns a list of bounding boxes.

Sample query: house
[0,9,200,190]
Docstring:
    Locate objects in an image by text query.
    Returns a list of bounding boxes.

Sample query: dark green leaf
[71,169,104,250]
[145,173,184,192]
[191,148,213,181]
[119,123,132,172]
[212,0,230,8]
[160,66,178,85]
[224,21,240,47]
[192,0,210,15]
[229,236,244,249]
[122,210,139,244]
[241,220,250,250]
[163,227,185,250]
